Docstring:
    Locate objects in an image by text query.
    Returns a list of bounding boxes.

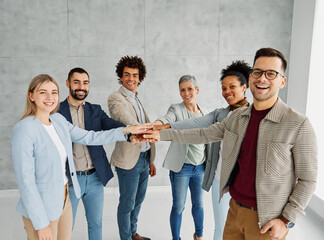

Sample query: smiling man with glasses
[248,50,287,109]
[144,47,318,240]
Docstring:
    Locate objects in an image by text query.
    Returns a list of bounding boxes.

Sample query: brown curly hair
[116,56,147,85]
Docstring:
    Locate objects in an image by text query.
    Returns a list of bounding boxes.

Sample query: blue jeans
[169,163,205,240]
[69,171,104,240]
[211,178,230,240]
[116,152,150,240]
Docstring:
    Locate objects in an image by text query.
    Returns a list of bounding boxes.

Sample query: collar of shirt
[121,86,150,152]
[122,86,138,100]
[67,99,85,109]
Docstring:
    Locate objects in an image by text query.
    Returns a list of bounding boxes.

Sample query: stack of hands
[128,123,171,143]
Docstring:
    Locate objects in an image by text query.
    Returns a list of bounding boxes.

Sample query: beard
[69,87,88,101]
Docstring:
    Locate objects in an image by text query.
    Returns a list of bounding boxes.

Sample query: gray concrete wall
[0,0,294,189]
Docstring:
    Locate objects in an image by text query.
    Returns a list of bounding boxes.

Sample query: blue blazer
[58,99,124,186]
[10,113,126,230]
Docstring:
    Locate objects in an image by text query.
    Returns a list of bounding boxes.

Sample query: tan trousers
[223,198,287,240]
[22,184,72,240]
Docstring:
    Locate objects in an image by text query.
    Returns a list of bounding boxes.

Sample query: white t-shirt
[43,123,68,185]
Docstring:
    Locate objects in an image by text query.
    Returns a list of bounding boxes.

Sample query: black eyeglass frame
[251,68,285,80]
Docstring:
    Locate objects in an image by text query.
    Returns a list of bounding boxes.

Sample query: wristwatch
[280,216,295,229]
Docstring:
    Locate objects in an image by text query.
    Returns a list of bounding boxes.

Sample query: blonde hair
[21,74,60,119]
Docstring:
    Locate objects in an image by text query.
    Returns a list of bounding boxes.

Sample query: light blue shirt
[122,86,151,152]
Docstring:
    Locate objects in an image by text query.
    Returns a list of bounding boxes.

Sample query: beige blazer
[108,87,156,170]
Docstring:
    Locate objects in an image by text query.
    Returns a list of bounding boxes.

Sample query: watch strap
[279,216,289,225]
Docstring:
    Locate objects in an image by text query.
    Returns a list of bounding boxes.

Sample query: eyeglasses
[251,68,284,80]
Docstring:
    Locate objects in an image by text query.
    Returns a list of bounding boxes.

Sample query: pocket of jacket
[265,142,293,176]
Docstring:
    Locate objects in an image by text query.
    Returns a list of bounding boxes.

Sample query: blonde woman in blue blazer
[10,74,152,240]
[155,75,209,240]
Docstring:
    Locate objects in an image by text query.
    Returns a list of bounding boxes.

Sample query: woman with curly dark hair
[155,60,251,240]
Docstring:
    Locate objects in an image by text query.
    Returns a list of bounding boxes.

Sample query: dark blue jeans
[169,163,205,240]
[116,152,150,240]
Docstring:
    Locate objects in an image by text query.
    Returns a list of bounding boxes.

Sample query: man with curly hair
[108,56,156,240]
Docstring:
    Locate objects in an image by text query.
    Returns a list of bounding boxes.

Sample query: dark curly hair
[116,56,147,85]
[220,60,251,88]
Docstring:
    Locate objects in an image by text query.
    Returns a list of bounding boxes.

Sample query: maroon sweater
[229,106,271,208]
